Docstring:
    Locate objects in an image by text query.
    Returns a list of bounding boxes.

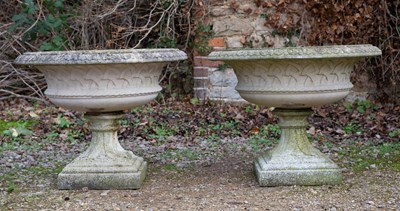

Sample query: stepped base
[254,109,342,186]
[255,153,341,186]
[58,160,147,190]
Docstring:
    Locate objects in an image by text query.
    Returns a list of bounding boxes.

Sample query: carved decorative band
[237,88,351,94]
[15,49,187,65]
[208,45,382,60]
[47,91,160,99]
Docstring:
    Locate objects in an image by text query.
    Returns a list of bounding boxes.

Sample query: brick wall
[192,0,298,102]
[193,37,245,102]
[192,0,377,102]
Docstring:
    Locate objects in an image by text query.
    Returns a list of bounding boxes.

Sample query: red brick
[194,56,224,67]
[193,67,209,77]
[208,37,225,48]
[193,78,209,88]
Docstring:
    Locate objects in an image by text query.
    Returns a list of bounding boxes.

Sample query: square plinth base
[58,161,147,190]
[255,161,342,186]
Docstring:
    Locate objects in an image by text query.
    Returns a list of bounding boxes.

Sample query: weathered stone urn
[15,49,187,189]
[209,45,381,186]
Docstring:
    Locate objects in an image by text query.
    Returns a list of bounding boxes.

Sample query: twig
[0,89,48,104]
[132,1,175,48]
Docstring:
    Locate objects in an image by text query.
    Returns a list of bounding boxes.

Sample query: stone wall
[193,0,300,102]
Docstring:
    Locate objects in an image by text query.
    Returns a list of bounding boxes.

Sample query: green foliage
[284,28,300,47]
[191,24,213,55]
[44,131,59,142]
[0,120,36,139]
[342,142,400,172]
[217,64,229,71]
[9,0,73,51]
[389,128,400,138]
[259,13,269,19]
[345,99,377,113]
[206,134,220,142]
[244,105,253,114]
[343,122,363,135]
[6,179,16,193]
[248,124,281,152]
[162,148,199,161]
[153,125,175,137]
[209,120,241,137]
[243,104,260,114]
[190,97,200,105]
[57,116,70,128]
[163,163,178,171]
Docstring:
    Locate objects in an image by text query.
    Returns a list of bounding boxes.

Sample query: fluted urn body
[15,49,187,189]
[209,45,381,186]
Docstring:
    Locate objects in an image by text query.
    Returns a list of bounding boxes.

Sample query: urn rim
[14,48,187,65]
[208,45,381,61]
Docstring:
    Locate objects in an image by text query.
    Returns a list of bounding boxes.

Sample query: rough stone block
[208,86,242,100]
[211,6,234,17]
[226,36,245,48]
[209,68,238,87]
[213,16,254,36]
[255,16,272,33]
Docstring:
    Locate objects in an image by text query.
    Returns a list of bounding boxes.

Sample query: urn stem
[58,112,147,190]
[271,109,322,157]
[81,112,127,159]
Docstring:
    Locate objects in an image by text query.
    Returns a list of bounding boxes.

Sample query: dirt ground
[1,157,399,211]
[1,99,399,210]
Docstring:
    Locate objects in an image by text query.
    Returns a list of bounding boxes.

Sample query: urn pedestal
[15,49,187,189]
[209,45,381,186]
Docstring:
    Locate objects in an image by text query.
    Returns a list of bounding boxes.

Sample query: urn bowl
[15,48,187,112]
[209,45,381,108]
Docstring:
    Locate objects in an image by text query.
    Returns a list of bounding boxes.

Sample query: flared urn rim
[208,45,382,108]
[14,48,187,65]
[208,45,381,60]
[13,48,187,112]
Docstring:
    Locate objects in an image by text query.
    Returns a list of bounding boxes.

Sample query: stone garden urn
[15,49,187,189]
[209,45,381,186]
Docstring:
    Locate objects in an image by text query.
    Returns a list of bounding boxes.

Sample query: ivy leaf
[40,42,53,51]
[190,98,200,105]
[357,106,365,113]
[52,35,65,47]
[11,13,28,22]
[9,13,30,32]
[37,22,50,36]
[54,0,64,9]
[23,0,38,15]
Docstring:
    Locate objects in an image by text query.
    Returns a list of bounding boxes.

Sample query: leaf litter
[0,97,399,209]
